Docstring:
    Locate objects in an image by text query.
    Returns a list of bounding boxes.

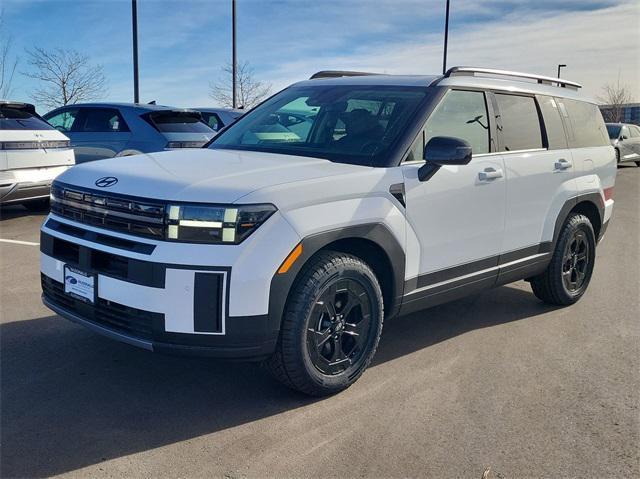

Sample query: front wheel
[265,251,384,396]
[530,213,596,305]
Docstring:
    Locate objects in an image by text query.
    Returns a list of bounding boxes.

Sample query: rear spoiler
[0,101,38,115]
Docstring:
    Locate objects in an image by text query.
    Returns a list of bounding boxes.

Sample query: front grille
[42,275,161,341]
[50,182,166,239]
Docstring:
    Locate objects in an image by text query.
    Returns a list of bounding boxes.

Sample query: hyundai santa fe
[39,67,616,395]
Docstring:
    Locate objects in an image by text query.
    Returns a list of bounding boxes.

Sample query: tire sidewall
[556,216,596,301]
[291,256,384,392]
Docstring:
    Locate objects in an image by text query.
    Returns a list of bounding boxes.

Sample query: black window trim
[488,90,548,154]
[401,87,497,164]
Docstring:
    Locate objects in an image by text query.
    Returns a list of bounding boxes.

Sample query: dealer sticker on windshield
[64,266,95,304]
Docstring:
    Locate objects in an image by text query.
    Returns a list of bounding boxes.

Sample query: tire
[265,251,384,396]
[530,213,596,306]
[23,198,50,211]
[635,161,640,167]
[615,149,620,165]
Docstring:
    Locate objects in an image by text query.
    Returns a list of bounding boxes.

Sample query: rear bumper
[0,181,51,204]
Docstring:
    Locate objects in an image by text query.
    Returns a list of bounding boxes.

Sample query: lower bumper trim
[43,294,154,351]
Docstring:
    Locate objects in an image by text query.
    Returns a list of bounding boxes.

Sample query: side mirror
[620,135,627,141]
[418,136,473,181]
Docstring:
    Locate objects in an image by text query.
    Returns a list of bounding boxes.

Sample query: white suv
[40,67,616,395]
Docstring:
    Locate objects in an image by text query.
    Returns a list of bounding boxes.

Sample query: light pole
[232,0,237,108]
[132,0,139,103]
[442,0,450,75]
[557,64,566,79]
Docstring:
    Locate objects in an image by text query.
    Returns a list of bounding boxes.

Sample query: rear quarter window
[537,95,568,150]
[557,98,609,148]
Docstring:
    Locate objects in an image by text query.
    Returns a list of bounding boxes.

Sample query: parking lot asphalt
[0,166,638,479]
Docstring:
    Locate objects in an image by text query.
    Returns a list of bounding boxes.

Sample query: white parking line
[0,238,40,246]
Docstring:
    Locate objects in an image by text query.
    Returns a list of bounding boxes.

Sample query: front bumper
[39,212,301,359]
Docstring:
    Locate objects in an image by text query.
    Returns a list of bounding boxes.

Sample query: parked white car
[39,67,615,395]
[1,101,75,209]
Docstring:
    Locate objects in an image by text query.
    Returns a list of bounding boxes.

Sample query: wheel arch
[268,223,405,334]
[551,193,604,249]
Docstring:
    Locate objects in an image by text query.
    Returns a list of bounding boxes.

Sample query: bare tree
[23,47,107,110]
[210,61,271,109]
[598,76,632,123]
[0,12,19,98]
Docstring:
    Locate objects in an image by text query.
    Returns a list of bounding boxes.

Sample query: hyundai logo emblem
[95,176,118,188]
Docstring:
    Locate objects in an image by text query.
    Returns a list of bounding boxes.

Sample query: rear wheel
[615,149,620,165]
[530,213,596,305]
[265,251,384,396]
[635,161,640,167]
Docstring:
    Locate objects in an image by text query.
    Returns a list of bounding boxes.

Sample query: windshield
[147,111,214,134]
[208,85,429,166]
[606,124,621,139]
[0,106,54,131]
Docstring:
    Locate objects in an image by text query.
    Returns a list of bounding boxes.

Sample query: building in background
[599,103,640,125]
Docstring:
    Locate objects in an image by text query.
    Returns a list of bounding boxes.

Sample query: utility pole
[442,0,450,75]
[132,0,139,103]
[232,0,237,108]
[557,64,566,78]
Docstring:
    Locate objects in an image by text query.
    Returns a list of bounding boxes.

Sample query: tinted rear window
[0,107,54,131]
[558,99,609,148]
[495,94,543,151]
[606,124,621,139]
[148,112,213,133]
[537,96,568,149]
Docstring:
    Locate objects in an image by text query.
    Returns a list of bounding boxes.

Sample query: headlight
[165,204,276,244]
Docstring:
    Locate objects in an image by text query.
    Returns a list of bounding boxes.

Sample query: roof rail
[444,66,582,89]
[309,70,379,80]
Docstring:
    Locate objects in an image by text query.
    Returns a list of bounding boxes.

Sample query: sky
[2,0,639,113]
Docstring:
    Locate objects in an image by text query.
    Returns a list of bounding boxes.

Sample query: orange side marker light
[278,243,303,274]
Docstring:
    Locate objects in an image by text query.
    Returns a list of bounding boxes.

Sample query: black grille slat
[51,183,166,240]
[42,275,160,341]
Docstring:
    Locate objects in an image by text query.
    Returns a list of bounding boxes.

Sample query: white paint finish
[42,251,229,335]
[502,148,577,250]
[401,155,507,275]
[41,211,301,318]
[604,199,614,223]
[41,253,64,282]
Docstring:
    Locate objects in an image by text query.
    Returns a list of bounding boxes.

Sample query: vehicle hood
[55,148,369,203]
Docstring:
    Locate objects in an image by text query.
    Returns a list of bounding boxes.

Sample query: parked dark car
[43,103,216,163]
[606,122,640,166]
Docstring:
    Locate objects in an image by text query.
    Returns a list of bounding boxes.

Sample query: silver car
[43,103,216,163]
[606,123,640,166]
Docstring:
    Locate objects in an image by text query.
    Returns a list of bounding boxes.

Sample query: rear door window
[44,108,81,132]
[147,111,213,133]
[557,99,609,148]
[628,125,640,138]
[537,95,567,149]
[77,108,129,132]
[423,89,490,155]
[1,106,54,130]
[494,94,543,151]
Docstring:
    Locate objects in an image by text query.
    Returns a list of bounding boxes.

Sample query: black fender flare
[267,223,405,333]
[551,193,604,250]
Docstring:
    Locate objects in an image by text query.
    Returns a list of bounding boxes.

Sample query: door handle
[478,167,503,181]
[555,158,573,170]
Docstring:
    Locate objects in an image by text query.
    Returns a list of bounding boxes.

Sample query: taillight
[603,187,614,201]
[166,141,207,149]
[0,140,70,150]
